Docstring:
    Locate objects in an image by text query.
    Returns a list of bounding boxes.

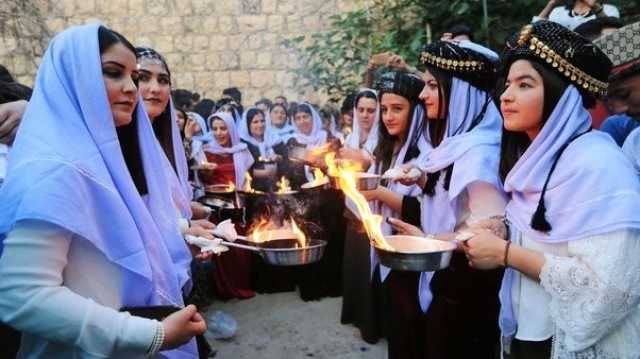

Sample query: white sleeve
[604,4,620,17]
[465,181,507,225]
[539,229,640,352]
[0,220,161,356]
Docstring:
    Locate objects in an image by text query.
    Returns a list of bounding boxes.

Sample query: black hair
[0,81,32,104]
[172,89,195,111]
[341,92,356,114]
[0,64,15,83]
[373,92,421,175]
[246,108,265,137]
[222,87,242,104]
[175,107,187,136]
[294,103,313,117]
[422,66,453,196]
[498,60,569,182]
[574,17,623,41]
[445,23,474,41]
[354,91,377,109]
[193,99,216,124]
[98,26,147,195]
[255,97,272,108]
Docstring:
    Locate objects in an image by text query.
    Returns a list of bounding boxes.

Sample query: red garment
[204,153,254,299]
[589,99,610,129]
[203,153,235,186]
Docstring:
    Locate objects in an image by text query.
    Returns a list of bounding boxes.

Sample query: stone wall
[0,0,360,105]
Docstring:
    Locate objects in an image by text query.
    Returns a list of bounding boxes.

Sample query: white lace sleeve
[539,229,640,355]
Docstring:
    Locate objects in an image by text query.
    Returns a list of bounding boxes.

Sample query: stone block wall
[0,0,361,105]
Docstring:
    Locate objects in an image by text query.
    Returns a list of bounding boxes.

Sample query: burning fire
[243,172,254,192]
[249,216,308,248]
[277,176,292,193]
[227,181,236,192]
[325,153,393,251]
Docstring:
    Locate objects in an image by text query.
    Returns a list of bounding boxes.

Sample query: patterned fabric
[504,20,612,96]
[594,22,640,81]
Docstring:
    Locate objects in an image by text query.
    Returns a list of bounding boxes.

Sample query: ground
[204,292,387,359]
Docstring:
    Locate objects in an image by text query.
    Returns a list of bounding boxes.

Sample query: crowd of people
[0,0,639,358]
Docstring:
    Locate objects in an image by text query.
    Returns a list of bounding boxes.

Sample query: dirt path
[204,292,387,359]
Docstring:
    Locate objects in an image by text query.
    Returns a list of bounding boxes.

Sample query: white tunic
[0,220,161,358]
[511,228,640,358]
[532,4,620,30]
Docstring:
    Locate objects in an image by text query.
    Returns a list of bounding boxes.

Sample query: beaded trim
[516,24,608,96]
[420,52,484,72]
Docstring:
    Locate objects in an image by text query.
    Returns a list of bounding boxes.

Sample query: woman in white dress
[465,21,640,359]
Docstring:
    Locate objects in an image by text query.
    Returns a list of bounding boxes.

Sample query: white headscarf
[291,102,328,147]
[238,107,283,158]
[203,112,254,188]
[345,88,380,153]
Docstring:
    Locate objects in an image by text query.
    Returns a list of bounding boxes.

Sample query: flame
[227,181,236,192]
[248,216,308,247]
[289,216,307,247]
[324,153,393,251]
[308,142,333,158]
[277,176,291,193]
[243,172,254,192]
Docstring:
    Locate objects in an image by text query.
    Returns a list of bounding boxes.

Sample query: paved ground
[203,292,387,359]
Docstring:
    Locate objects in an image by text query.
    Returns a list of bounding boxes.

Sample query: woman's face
[500,59,545,140]
[419,69,445,120]
[220,104,234,115]
[249,113,266,138]
[212,118,231,147]
[176,111,186,129]
[270,106,287,127]
[101,43,139,127]
[380,93,411,138]
[356,97,377,132]
[138,61,171,120]
[294,111,313,135]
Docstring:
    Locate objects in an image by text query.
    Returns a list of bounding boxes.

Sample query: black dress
[400,195,503,359]
[340,208,388,344]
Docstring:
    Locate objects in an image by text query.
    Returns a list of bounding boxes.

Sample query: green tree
[284,0,639,102]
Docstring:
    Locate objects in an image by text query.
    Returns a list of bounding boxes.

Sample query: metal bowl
[330,173,380,191]
[375,235,456,271]
[223,238,327,266]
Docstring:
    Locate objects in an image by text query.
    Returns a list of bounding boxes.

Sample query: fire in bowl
[330,172,380,191]
[374,235,457,272]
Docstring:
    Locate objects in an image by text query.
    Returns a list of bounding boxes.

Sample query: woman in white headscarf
[238,107,288,192]
[286,102,331,188]
[340,88,384,343]
[199,112,254,190]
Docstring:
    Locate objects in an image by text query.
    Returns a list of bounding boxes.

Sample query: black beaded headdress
[374,70,424,103]
[420,40,498,91]
[135,47,171,81]
[503,20,611,96]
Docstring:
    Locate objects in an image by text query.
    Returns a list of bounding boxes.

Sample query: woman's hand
[394,163,426,187]
[0,100,27,145]
[186,221,215,261]
[463,231,507,270]
[468,217,507,240]
[190,202,211,220]
[386,54,408,71]
[160,305,207,350]
[183,118,199,140]
[387,217,425,236]
[360,186,381,201]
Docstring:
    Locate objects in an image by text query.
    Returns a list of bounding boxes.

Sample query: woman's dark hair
[176,108,187,139]
[99,26,147,195]
[373,92,420,174]
[193,99,216,126]
[246,108,264,137]
[498,59,569,181]
[422,66,453,196]
[294,103,313,117]
[354,91,377,109]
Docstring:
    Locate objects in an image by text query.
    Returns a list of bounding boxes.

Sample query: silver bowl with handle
[374,235,457,271]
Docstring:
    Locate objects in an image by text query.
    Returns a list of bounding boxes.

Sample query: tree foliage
[283,0,639,102]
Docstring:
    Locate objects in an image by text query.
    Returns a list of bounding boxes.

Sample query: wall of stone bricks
[1,0,360,105]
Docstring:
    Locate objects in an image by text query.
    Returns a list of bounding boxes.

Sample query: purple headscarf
[499,85,640,338]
